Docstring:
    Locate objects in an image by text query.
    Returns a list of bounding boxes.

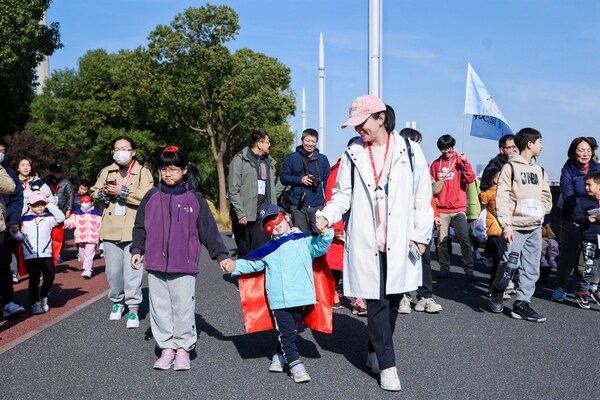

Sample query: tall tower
[36,11,49,95]
[318,33,325,154]
[368,0,382,98]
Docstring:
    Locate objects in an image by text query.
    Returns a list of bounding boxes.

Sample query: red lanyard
[367,134,391,189]
[117,160,137,187]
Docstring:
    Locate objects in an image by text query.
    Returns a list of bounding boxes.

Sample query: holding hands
[219,258,236,273]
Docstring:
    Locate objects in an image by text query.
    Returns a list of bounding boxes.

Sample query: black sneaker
[575,291,591,310]
[489,289,504,313]
[510,301,546,322]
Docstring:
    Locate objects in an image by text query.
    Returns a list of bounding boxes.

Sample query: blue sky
[47,0,600,180]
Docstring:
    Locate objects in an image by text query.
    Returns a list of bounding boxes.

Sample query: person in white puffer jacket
[15,191,65,314]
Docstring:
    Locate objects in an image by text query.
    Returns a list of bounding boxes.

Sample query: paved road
[1,234,598,400]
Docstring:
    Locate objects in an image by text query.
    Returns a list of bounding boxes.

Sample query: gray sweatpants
[493,228,542,302]
[103,241,143,307]
[148,271,197,351]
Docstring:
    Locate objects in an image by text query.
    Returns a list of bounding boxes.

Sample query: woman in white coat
[316,95,433,392]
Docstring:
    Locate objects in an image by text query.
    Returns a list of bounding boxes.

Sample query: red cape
[237,254,335,334]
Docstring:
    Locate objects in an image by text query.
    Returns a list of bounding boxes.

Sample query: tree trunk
[215,154,227,215]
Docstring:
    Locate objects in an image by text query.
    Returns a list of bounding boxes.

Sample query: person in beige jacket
[91,136,154,328]
[489,128,552,323]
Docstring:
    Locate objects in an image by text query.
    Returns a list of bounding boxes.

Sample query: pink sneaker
[153,349,175,370]
[173,348,190,371]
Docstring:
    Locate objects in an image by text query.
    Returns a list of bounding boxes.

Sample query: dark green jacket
[228,147,276,222]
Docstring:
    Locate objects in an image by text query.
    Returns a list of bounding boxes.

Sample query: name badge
[114,200,126,216]
[257,180,266,195]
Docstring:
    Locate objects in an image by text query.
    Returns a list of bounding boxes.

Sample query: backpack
[277,185,293,213]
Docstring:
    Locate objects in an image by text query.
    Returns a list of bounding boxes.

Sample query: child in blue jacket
[227,204,333,383]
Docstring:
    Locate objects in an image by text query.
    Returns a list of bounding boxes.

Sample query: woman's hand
[316,216,329,234]
[103,181,122,196]
[409,240,427,255]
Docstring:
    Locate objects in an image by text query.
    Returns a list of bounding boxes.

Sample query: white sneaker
[31,302,45,315]
[268,353,285,373]
[414,297,442,313]
[81,270,92,279]
[366,352,380,374]
[398,294,411,314]
[41,297,49,313]
[2,301,25,317]
[380,366,401,391]
[506,280,517,295]
[126,312,140,329]
[109,304,125,320]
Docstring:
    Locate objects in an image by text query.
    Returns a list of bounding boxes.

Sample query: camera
[307,174,322,188]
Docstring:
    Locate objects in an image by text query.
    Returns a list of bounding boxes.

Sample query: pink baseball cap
[341,94,386,129]
[28,191,49,205]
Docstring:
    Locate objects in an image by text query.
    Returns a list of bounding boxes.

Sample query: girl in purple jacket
[131,146,233,371]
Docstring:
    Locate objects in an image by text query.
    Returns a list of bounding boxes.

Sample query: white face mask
[0,153,5,164]
[113,151,132,165]
[81,202,92,211]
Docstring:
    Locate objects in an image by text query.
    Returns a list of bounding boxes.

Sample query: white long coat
[320,133,433,299]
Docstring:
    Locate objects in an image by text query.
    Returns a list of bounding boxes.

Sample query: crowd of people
[0,94,598,392]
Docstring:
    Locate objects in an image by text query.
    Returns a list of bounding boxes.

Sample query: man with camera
[280,129,330,234]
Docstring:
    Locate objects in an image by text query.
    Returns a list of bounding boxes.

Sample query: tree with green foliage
[29,48,163,180]
[147,4,295,214]
[0,0,61,136]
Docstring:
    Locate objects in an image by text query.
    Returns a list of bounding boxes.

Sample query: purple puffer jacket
[131,182,229,274]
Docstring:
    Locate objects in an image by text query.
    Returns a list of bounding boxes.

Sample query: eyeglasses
[113,149,133,152]
[502,145,517,150]
[576,149,593,155]
[440,148,454,153]
[260,140,271,146]
[159,167,182,174]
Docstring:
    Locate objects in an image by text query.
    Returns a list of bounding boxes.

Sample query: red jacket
[430,152,475,213]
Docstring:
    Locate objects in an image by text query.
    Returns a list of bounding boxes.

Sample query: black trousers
[25,257,55,303]
[232,218,269,258]
[484,236,503,289]
[366,252,401,370]
[0,231,16,306]
[291,205,323,235]
[416,245,433,299]
[273,306,303,368]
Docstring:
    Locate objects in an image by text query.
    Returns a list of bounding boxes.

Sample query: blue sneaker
[465,273,478,283]
[57,255,63,264]
[551,288,565,302]
[437,271,449,279]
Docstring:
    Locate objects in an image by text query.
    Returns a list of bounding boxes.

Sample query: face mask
[113,151,132,165]
[0,153,4,164]
[81,202,92,211]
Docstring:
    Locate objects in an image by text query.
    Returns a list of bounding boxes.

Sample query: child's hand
[219,258,235,273]
[131,254,142,270]
[319,226,330,236]
[589,215,597,223]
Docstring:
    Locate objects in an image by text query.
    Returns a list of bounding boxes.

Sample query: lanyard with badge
[368,134,390,202]
[114,160,136,216]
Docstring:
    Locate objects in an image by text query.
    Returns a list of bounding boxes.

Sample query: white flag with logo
[464,63,512,140]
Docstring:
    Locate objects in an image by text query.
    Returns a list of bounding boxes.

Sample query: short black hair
[436,134,456,150]
[481,166,501,188]
[499,134,515,148]
[301,128,318,141]
[514,128,542,152]
[111,136,137,150]
[249,130,269,147]
[584,170,600,185]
